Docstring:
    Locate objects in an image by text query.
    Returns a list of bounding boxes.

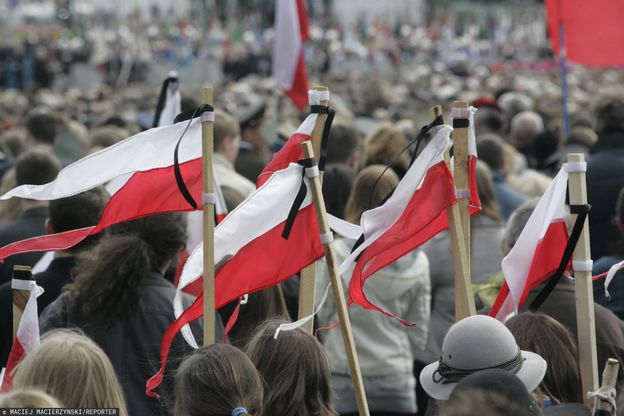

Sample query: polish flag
[0,280,44,392]
[463,106,482,214]
[339,125,459,324]
[147,163,324,396]
[489,167,570,320]
[273,0,309,110]
[0,117,206,262]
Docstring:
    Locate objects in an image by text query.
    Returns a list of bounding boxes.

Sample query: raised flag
[147,163,324,395]
[153,71,182,127]
[0,280,43,392]
[273,0,310,110]
[489,167,570,320]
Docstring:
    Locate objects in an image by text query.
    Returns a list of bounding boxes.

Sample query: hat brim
[419,350,547,401]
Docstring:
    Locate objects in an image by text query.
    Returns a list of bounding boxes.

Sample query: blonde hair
[363,123,410,177]
[344,165,399,223]
[0,390,63,408]
[13,330,128,416]
[214,111,240,149]
[475,160,502,223]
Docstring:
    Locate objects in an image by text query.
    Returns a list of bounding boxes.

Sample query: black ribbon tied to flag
[152,75,178,128]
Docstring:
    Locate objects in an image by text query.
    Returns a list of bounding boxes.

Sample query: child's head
[174,343,263,416]
[13,330,127,416]
[245,319,336,416]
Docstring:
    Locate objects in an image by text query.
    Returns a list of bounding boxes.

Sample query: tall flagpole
[559,0,570,138]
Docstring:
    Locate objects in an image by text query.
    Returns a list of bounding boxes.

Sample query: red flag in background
[546,0,624,67]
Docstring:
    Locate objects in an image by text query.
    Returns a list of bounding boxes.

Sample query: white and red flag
[273,0,310,110]
[0,280,44,392]
[147,162,324,396]
[489,167,570,320]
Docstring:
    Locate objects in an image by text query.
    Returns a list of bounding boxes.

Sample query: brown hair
[363,123,410,177]
[245,319,337,416]
[344,164,399,224]
[174,344,263,416]
[0,390,63,408]
[214,111,240,150]
[15,149,61,186]
[505,313,582,404]
[437,390,532,416]
[13,330,128,415]
[475,160,502,223]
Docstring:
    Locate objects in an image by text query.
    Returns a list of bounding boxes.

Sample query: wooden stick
[12,265,33,339]
[452,101,471,271]
[431,105,475,320]
[594,358,619,414]
[298,85,329,334]
[567,153,599,405]
[301,140,370,416]
[201,87,216,346]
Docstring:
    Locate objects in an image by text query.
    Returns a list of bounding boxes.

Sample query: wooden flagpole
[298,85,329,334]
[12,266,33,340]
[201,87,216,346]
[594,358,619,414]
[432,105,475,320]
[567,153,598,404]
[452,101,471,271]
[301,140,370,416]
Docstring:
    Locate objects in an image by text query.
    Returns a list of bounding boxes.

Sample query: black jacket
[587,131,624,260]
[0,256,76,367]
[39,272,224,416]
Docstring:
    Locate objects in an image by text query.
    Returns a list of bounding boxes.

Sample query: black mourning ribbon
[528,203,591,312]
[349,115,445,255]
[171,104,214,211]
[432,349,524,384]
[281,157,315,240]
[152,75,178,128]
[310,104,335,172]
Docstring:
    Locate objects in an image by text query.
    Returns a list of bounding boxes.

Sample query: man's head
[47,187,110,253]
[214,111,241,164]
[326,125,362,170]
[474,107,507,137]
[503,199,539,254]
[15,149,61,187]
[594,94,624,134]
[25,112,58,148]
[477,135,505,172]
[510,111,544,151]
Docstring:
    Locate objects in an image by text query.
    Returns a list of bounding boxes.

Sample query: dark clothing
[0,206,48,285]
[0,256,76,367]
[40,272,224,416]
[593,255,624,320]
[492,171,528,220]
[587,131,624,259]
[523,279,624,387]
[234,145,268,183]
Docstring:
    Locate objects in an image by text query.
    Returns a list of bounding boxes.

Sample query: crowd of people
[1,4,624,416]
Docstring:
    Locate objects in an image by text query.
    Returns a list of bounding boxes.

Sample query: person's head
[13,330,127,416]
[344,164,399,224]
[475,160,502,223]
[438,389,533,416]
[15,149,61,187]
[533,131,559,170]
[221,185,245,212]
[66,213,187,326]
[477,135,505,172]
[474,106,507,137]
[594,95,624,134]
[25,112,58,147]
[214,111,241,164]
[511,111,544,151]
[322,164,355,220]
[47,187,110,253]
[499,92,534,122]
[363,123,410,177]
[245,319,337,416]
[175,344,263,416]
[419,315,546,401]
[326,125,362,170]
[503,199,539,254]
[506,313,582,404]
[565,127,597,150]
[0,390,63,408]
[88,126,130,152]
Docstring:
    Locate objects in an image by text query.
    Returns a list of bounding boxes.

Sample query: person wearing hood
[316,165,431,416]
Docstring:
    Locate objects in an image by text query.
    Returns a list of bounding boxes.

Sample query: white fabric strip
[0,367,5,390]
[455,188,470,199]
[451,108,472,119]
[328,215,362,240]
[565,162,587,173]
[274,282,331,339]
[309,89,330,104]
[201,111,215,123]
[202,192,216,205]
[320,233,333,245]
[572,260,593,272]
[604,259,624,299]
[11,279,35,291]
[305,166,320,178]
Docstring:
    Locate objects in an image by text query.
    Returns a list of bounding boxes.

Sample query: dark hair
[221,186,245,212]
[594,95,624,134]
[326,125,361,166]
[245,319,337,416]
[175,344,263,416]
[475,107,507,135]
[438,390,532,416]
[48,187,110,252]
[15,149,61,186]
[25,113,58,145]
[477,136,504,171]
[322,164,355,220]
[65,213,187,326]
[506,312,583,404]
[218,286,289,349]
